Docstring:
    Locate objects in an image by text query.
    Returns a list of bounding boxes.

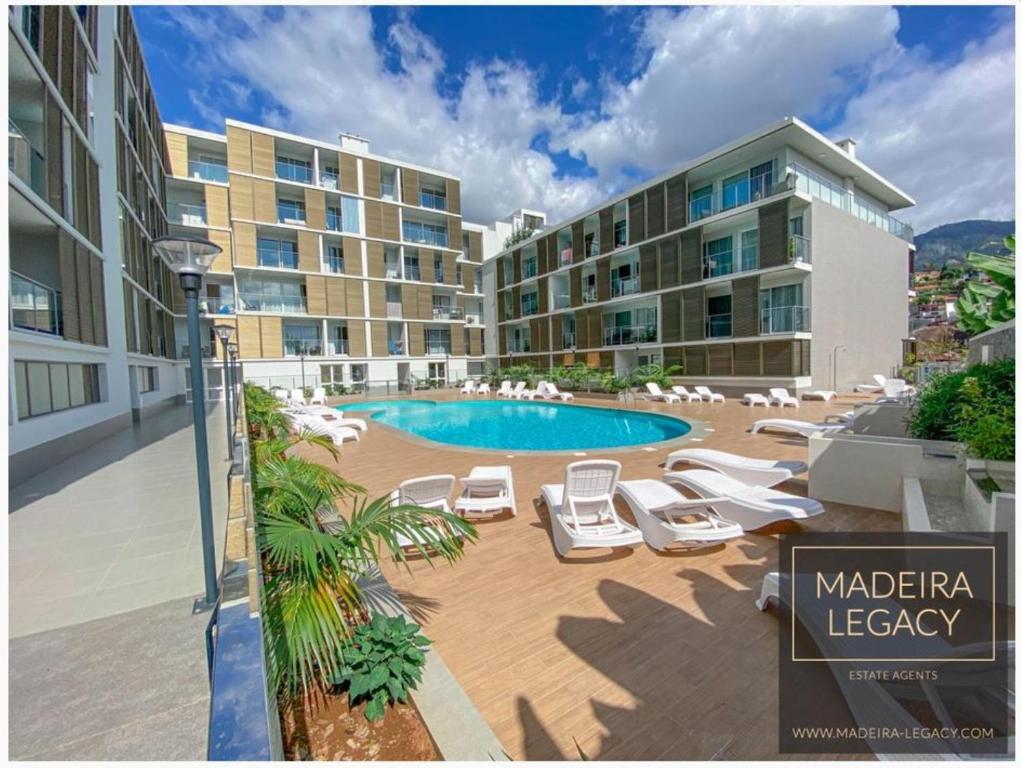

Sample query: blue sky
[136,5,1015,230]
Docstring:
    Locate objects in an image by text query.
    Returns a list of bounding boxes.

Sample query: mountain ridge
[913,219,1014,269]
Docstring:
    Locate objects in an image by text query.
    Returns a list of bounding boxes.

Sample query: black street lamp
[153,234,222,609]
[213,323,235,461]
[227,341,239,422]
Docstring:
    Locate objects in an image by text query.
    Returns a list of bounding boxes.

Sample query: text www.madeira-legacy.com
[790,726,996,741]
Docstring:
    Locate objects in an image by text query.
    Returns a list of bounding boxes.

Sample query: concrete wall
[809,201,909,391]
[966,320,1015,365]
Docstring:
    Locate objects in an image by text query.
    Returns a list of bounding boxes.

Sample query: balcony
[790,234,811,264]
[603,325,656,346]
[9,119,46,198]
[761,305,810,334]
[11,272,62,336]
[319,170,338,190]
[582,286,598,304]
[386,302,403,318]
[432,306,464,320]
[559,248,573,267]
[284,339,323,356]
[420,190,447,211]
[385,262,402,279]
[706,314,732,338]
[198,298,235,315]
[521,298,539,317]
[611,275,640,298]
[325,211,341,231]
[403,221,448,247]
[327,339,349,356]
[276,160,312,184]
[465,313,482,325]
[257,244,299,270]
[187,159,228,183]
[324,255,344,274]
[522,260,538,280]
[562,331,576,349]
[388,339,406,356]
[689,173,786,223]
[171,202,207,226]
[277,202,306,225]
[240,293,307,313]
[552,293,571,310]
[427,342,452,355]
[473,281,483,294]
[507,339,531,353]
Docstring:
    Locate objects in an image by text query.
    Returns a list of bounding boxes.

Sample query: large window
[602,307,657,345]
[239,278,306,313]
[739,230,759,272]
[325,244,344,274]
[503,256,514,285]
[138,366,157,394]
[339,196,360,234]
[425,327,451,355]
[14,361,102,420]
[277,198,306,224]
[749,161,774,200]
[434,253,444,283]
[689,185,713,222]
[276,156,312,184]
[721,172,750,210]
[403,251,421,280]
[257,238,298,269]
[325,205,341,231]
[611,259,639,297]
[706,294,732,338]
[319,164,339,190]
[522,253,538,279]
[11,273,62,336]
[760,283,808,334]
[402,219,448,247]
[284,323,322,356]
[703,236,734,279]
[420,185,447,211]
[613,201,628,248]
[521,291,539,316]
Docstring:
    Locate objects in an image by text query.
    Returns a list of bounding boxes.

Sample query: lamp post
[153,234,222,609]
[213,324,235,461]
[227,341,239,429]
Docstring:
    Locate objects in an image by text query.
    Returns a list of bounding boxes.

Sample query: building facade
[484,118,915,392]
[162,121,488,392]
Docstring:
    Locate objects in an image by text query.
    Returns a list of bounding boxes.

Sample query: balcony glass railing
[325,211,341,231]
[386,262,402,279]
[403,222,448,247]
[240,293,307,313]
[706,314,732,338]
[790,234,811,264]
[386,302,403,318]
[562,331,576,349]
[521,298,539,317]
[257,245,299,270]
[327,339,349,356]
[319,171,338,190]
[284,339,323,356]
[187,159,228,183]
[603,325,656,346]
[611,274,640,297]
[761,305,810,334]
[9,120,46,197]
[11,272,62,336]
[432,306,464,320]
[427,342,452,355]
[689,173,784,223]
[198,298,235,315]
[172,202,207,226]
[507,339,531,353]
[277,203,306,224]
[582,286,598,304]
[404,266,421,281]
[420,190,447,211]
[380,181,396,200]
[552,293,571,310]
[276,161,312,184]
[324,255,344,274]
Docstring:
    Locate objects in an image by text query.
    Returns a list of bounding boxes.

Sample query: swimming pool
[339,399,691,451]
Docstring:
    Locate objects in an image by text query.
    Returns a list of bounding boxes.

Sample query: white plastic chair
[694,386,725,403]
[644,382,681,403]
[768,388,799,408]
[453,466,516,517]
[310,386,327,406]
[742,393,770,407]
[389,475,461,549]
[460,380,476,396]
[671,385,702,402]
[496,381,513,398]
[477,382,491,396]
[290,388,307,406]
[751,418,847,438]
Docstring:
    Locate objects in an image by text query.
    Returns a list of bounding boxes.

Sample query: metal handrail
[187,159,228,183]
[10,271,62,336]
[761,305,810,334]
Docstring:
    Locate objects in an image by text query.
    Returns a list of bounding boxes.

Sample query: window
[403,251,421,280]
[760,283,807,334]
[582,269,597,303]
[689,185,713,222]
[722,172,750,210]
[10,273,61,335]
[320,165,339,190]
[257,238,299,269]
[420,185,447,211]
[340,196,360,234]
[613,201,628,247]
[239,278,306,313]
[325,244,344,274]
[138,366,157,394]
[15,361,101,420]
[522,254,537,279]
[283,323,322,356]
[402,219,448,247]
[21,6,41,52]
[427,362,447,381]
[706,294,732,338]
[461,231,470,257]
[328,325,348,356]
[703,236,734,279]
[276,156,312,184]
[503,256,514,285]
[507,326,530,353]
[790,215,804,236]
[503,291,513,318]
[749,161,773,200]
[434,253,444,283]
[326,205,341,231]
[277,198,306,224]
[563,315,576,349]
[739,230,759,272]
[425,328,451,355]
[611,259,639,297]
[380,166,397,200]
[321,364,345,384]
[62,119,75,224]
[521,291,539,316]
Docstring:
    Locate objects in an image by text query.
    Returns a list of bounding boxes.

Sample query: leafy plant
[330,614,430,721]
[956,235,1015,334]
[503,226,537,249]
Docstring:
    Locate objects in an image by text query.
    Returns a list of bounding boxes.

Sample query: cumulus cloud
[153,5,1013,231]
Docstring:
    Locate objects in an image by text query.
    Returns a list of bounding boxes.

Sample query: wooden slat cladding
[381,204,401,241]
[707,344,733,376]
[731,275,759,338]
[58,233,80,342]
[348,320,367,357]
[205,186,230,229]
[682,286,705,341]
[260,317,283,358]
[570,266,582,307]
[226,126,252,173]
[762,340,793,376]
[496,257,506,290]
[305,188,326,231]
[646,183,665,238]
[401,167,419,205]
[298,231,320,272]
[666,173,686,231]
[325,278,347,316]
[75,245,94,345]
[343,237,364,276]
[551,314,563,351]
[758,200,789,268]
[237,315,262,358]
[596,260,611,302]
[420,249,435,284]
[680,228,701,284]
[571,220,585,259]
[545,233,558,269]
[364,201,383,239]
[661,290,682,344]
[659,236,680,288]
[406,323,424,356]
[536,238,548,276]
[575,308,589,349]
[208,229,233,273]
[684,345,707,376]
[417,285,433,320]
[733,342,762,376]
[587,312,602,350]
[511,286,521,320]
[640,243,658,293]
[467,230,483,263]
[346,279,366,317]
[250,132,275,177]
[442,252,457,286]
[510,249,521,284]
[529,318,545,353]
[122,281,136,352]
[370,321,387,355]
[663,345,682,371]
[468,328,482,356]
[446,179,461,215]
[234,222,257,267]
[229,174,254,220]
[496,290,506,323]
[306,275,327,315]
[252,179,276,222]
[339,153,359,194]
[599,206,614,255]
[165,132,188,177]
[537,276,549,314]
[628,192,646,244]
[362,158,381,198]
[451,325,465,356]
[45,91,62,214]
[447,217,462,252]
[796,340,812,376]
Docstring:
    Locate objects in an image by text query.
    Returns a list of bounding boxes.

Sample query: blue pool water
[339,399,690,451]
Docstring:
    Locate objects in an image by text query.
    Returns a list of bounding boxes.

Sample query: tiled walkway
[299,391,897,760]
[8,403,232,760]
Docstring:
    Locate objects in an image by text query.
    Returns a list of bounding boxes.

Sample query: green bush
[330,614,430,721]
[908,359,1014,460]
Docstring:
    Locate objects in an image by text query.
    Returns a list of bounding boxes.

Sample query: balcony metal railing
[257,245,299,270]
[790,234,811,264]
[603,325,657,346]
[276,161,312,184]
[386,302,403,318]
[420,191,447,211]
[706,314,732,338]
[187,159,228,183]
[426,343,452,355]
[611,275,640,298]
[689,173,787,223]
[761,305,811,334]
[277,204,306,224]
[552,293,571,310]
[198,298,235,315]
[404,266,421,281]
[582,286,598,304]
[284,339,323,356]
[402,223,449,247]
[240,294,307,313]
[388,340,406,355]
[432,306,464,320]
[327,339,349,356]
[11,272,62,336]
[319,171,338,190]
[172,202,207,226]
[8,119,46,198]
[325,212,341,231]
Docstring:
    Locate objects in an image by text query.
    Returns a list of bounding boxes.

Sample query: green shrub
[330,614,430,721]
[908,358,1014,459]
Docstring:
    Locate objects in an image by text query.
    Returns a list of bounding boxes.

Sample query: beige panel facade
[345,279,365,317]
[237,315,262,358]
[208,229,233,273]
[205,185,230,229]
[259,316,283,358]
[226,126,252,172]
[365,241,384,278]
[229,174,253,220]
[347,320,366,356]
[298,230,319,273]
[252,179,276,223]
[325,277,347,316]
[165,131,188,177]
[250,132,275,177]
[305,188,326,231]
[233,222,256,267]
[306,275,327,315]
[339,152,358,194]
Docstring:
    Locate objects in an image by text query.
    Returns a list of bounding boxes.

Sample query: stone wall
[967,320,1015,365]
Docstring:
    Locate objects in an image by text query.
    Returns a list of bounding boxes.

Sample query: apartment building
[162,121,488,391]
[9,6,184,482]
[486,117,915,392]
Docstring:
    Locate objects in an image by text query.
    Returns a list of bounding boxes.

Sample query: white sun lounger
[768,388,799,408]
[664,469,824,531]
[644,382,681,403]
[540,460,643,556]
[273,389,289,404]
[460,380,476,395]
[855,374,887,394]
[671,385,703,402]
[663,448,807,488]
[290,414,360,444]
[477,382,491,396]
[536,381,574,401]
[823,410,856,424]
[496,380,513,398]
[510,382,533,399]
[616,479,743,551]
[802,390,837,401]
[309,386,327,406]
[285,406,368,431]
[389,475,463,549]
[751,418,847,438]
[694,386,725,403]
[453,465,516,517]
[742,393,770,407]
[290,388,307,406]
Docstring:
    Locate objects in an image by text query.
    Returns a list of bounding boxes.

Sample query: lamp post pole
[214,325,234,462]
[154,235,222,610]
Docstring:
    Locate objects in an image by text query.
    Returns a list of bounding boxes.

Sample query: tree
[956,235,1015,335]
[503,226,537,249]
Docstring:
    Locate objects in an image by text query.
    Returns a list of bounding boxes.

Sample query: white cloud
[158,5,1014,231]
